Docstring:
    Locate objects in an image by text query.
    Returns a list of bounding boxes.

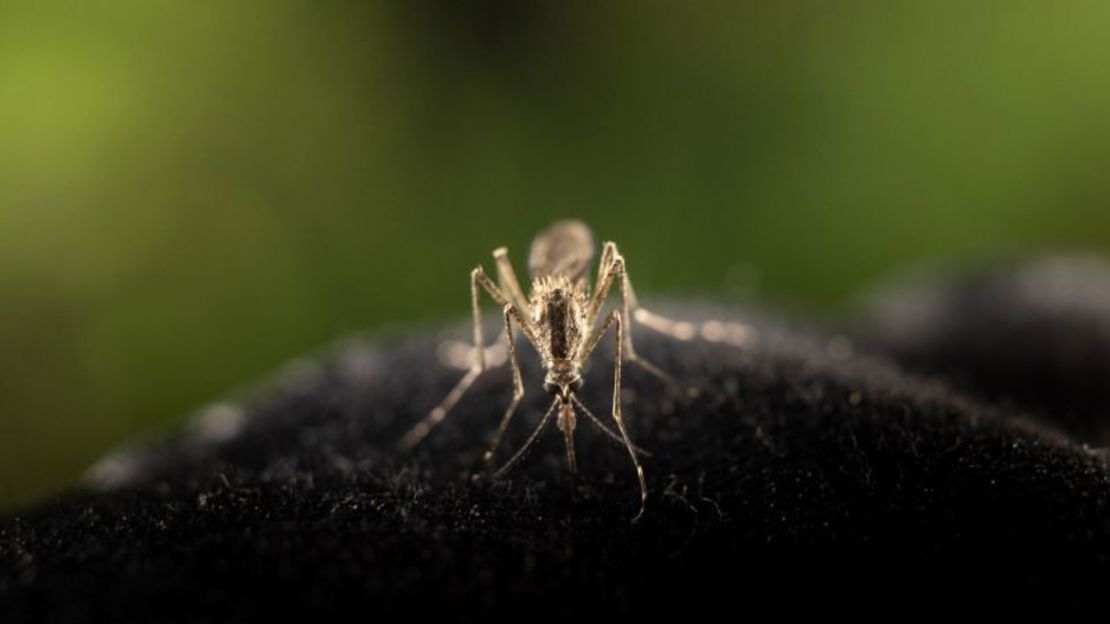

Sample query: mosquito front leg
[583,310,648,523]
[493,247,530,313]
[584,244,618,325]
[399,267,528,451]
[592,238,615,298]
[472,304,528,479]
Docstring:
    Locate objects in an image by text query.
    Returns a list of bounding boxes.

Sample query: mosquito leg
[586,310,648,523]
[399,266,524,451]
[399,366,480,451]
[608,243,752,356]
[592,239,615,299]
[612,244,699,344]
[584,243,619,326]
[613,255,687,389]
[492,400,558,480]
[613,312,648,523]
[570,395,652,457]
[493,247,530,312]
[472,305,527,479]
[586,243,686,392]
[476,265,541,347]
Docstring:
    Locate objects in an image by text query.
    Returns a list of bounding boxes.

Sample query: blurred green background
[2,1,1110,512]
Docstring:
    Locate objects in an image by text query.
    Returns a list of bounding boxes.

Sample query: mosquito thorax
[530,276,588,364]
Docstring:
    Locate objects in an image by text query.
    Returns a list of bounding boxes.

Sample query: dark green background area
[2,1,1109,511]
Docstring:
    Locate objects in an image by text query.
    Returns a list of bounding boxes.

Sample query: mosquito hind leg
[615,254,688,390]
[589,243,691,393]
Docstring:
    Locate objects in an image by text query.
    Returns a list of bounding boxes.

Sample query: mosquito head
[544,374,583,402]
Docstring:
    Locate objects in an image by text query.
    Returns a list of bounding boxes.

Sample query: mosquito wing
[528,219,596,282]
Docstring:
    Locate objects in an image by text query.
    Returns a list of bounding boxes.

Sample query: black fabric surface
[4,260,1110,621]
[861,255,1110,444]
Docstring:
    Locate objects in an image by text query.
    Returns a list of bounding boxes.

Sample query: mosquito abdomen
[528,220,595,282]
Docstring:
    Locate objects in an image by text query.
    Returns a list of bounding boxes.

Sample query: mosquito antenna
[493,399,558,480]
[570,395,652,457]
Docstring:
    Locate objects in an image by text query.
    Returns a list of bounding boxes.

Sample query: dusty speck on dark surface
[5,260,1110,621]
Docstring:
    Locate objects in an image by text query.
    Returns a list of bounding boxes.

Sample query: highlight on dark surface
[4,257,1110,620]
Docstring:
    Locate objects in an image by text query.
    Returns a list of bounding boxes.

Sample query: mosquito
[399,219,692,522]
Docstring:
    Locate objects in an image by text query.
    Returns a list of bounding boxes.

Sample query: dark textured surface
[860,254,1110,445]
[5,277,1110,621]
